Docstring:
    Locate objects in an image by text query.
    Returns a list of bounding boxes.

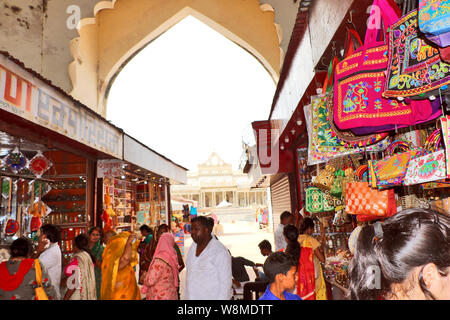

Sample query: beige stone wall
[0,0,291,116]
[0,0,44,73]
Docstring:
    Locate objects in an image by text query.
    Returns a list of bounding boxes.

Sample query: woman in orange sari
[297,218,327,300]
[101,230,141,300]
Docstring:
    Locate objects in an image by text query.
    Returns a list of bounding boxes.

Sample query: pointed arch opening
[68,0,283,116]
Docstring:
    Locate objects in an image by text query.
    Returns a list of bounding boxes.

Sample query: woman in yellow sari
[297,218,327,300]
[101,230,141,300]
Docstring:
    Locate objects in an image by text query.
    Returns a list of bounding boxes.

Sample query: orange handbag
[345,182,396,217]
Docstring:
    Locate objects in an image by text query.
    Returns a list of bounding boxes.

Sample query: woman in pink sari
[141,232,179,300]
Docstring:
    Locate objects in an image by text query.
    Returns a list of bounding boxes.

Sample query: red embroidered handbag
[333,0,435,131]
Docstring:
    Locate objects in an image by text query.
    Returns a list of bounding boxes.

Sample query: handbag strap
[344,28,363,58]
[364,0,402,47]
[386,140,411,156]
[402,0,418,15]
[322,56,340,93]
[34,259,43,287]
[424,129,442,153]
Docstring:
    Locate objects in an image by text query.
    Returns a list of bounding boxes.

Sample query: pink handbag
[333,0,435,131]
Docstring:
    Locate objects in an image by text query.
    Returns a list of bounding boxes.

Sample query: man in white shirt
[185,216,232,300]
[274,211,294,251]
[34,224,62,300]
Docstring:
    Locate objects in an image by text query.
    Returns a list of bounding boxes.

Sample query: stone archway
[68,0,283,117]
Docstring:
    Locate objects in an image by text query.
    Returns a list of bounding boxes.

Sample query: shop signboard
[0,55,123,159]
[97,160,124,178]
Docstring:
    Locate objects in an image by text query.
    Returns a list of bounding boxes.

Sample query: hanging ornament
[27,199,52,218]
[1,180,9,199]
[33,181,51,198]
[5,147,28,173]
[28,151,52,178]
[5,219,19,236]
[30,216,42,232]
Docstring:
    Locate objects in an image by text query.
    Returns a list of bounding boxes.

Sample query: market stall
[288,0,450,299]
[98,160,170,233]
[0,51,124,266]
[0,133,91,265]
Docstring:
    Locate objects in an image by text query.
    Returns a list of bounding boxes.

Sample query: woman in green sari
[88,227,104,299]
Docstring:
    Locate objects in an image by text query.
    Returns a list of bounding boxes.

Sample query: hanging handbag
[306,187,324,213]
[325,29,390,146]
[349,98,443,135]
[384,0,450,99]
[34,259,49,300]
[404,129,447,185]
[312,90,347,154]
[334,0,436,131]
[305,187,335,213]
[441,115,450,178]
[418,0,450,47]
[441,46,450,64]
[345,181,396,217]
[313,164,336,191]
[368,140,420,189]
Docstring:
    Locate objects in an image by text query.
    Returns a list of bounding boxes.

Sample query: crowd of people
[1,208,450,300]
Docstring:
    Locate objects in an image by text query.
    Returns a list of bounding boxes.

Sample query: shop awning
[0,51,124,160]
[123,135,187,185]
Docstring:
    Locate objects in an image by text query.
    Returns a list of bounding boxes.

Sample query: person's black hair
[263,252,297,283]
[10,237,32,258]
[41,224,60,243]
[299,217,315,234]
[88,226,103,236]
[348,208,450,300]
[258,240,272,251]
[139,225,153,234]
[74,234,96,265]
[283,224,301,263]
[191,216,209,229]
[157,224,169,235]
[206,217,215,232]
[280,211,292,223]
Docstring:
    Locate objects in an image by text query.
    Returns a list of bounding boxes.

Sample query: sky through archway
[107,15,276,171]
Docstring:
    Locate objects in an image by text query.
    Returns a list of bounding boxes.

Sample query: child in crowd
[258,252,301,300]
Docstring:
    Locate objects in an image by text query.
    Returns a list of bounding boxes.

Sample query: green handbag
[330,169,345,198]
[305,187,324,213]
[306,187,337,213]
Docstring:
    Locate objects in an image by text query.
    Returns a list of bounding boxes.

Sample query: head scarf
[149,233,179,287]
[88,227,103,257]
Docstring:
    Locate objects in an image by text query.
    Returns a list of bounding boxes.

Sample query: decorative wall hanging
[5,147,28,173]
[5,219,19,236]
[28,151,53,178]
